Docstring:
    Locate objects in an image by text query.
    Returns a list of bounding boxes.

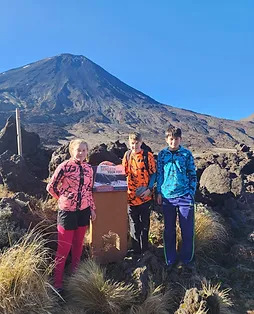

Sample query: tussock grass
[0,228,55,314]
[66,259,138,314]
[187,203,228,255]
[129,284,173,314]
[201,281,233,312]
[31,197,58,224]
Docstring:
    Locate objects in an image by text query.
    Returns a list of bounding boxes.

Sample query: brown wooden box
[90,191,128,264]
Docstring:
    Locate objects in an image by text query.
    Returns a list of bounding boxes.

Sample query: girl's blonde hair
[69,139,89,157]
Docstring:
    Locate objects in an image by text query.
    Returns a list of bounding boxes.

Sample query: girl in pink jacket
[47,139,96,292]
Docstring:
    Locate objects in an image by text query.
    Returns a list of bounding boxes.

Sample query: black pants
[128,201,151,254]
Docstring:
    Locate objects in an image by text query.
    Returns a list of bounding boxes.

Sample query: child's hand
[140,188,151,199]
[91,210,96,221]
[157,194,162,205]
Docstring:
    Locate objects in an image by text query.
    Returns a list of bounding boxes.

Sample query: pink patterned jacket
[46,159,96,212]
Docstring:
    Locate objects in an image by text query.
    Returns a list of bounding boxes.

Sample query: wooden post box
[90,164,128,263]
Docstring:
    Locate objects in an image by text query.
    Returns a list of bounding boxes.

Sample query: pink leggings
[54,225,88,289]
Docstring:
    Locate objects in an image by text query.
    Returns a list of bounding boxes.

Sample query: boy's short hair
[165,126,182,138]
[69,138,88,157]
[129,132,142,142]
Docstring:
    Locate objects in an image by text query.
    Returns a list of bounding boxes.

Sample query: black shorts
[57,207,91,230]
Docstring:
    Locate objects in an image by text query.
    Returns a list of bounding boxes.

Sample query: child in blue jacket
[157,126,197,270]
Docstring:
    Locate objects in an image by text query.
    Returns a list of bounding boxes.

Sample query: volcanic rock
[0,151,46,197]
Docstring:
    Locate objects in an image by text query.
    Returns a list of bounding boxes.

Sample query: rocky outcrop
[194,146,254,237]
[0,116,52,179]
[196,151,253,201]
[88,143,122,166]
[48,141,122,174]
[107,140,128,159]
[0,193,42,249]
[176,288,208,314]
[0,151,46,197]
[0,116,40,156]
[48,143,70,176]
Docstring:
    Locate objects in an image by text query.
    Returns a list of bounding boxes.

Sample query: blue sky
[0,0,253,120]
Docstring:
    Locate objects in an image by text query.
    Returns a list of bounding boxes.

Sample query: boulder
[176,287,208,314]
[107,140,128,159]
[88,144,121,166]
[199,164,231,195]
[48,140,153,174]
[0,151,46,197]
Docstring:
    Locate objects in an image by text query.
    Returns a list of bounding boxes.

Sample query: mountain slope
[0,53,253,151]
[241,113,254,122]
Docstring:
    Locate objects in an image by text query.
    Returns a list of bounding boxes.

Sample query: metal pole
[16,108,23,156]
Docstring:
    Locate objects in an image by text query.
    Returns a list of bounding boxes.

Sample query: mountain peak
[0,53,158,115]
[55,53,89,63]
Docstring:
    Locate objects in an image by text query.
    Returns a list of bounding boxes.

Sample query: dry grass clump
[149,211,164,246]
[0,185,15,198]
[150,203,228,257]
[66,259,138,314]
[189,203,228,255]
[0,229,55,314]
[129,284,173,314]
[176,281,233,314]
[30,197,58,224]
[176,203,228,255]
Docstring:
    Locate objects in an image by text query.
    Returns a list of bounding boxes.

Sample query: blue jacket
[157,146,197,199]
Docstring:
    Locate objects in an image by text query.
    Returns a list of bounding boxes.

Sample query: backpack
[125,149,150,174]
